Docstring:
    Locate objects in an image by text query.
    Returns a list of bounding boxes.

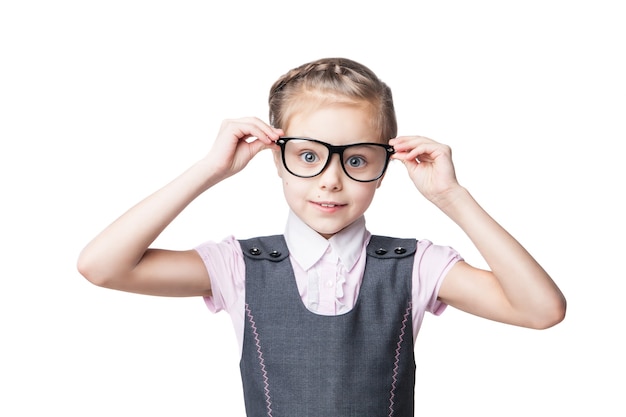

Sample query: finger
[246,136,272,156]
[392,144,438,162]
[221,117,282,145]
[391,137,449,162]
[241,117,283,141]
[390,135,436,151]
[244,117,284,144]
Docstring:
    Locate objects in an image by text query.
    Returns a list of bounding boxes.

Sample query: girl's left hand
[389,136,461,206]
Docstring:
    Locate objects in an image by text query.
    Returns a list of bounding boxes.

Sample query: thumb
[248,137,276,156]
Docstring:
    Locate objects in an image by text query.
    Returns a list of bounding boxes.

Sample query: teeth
[320,203,336,208]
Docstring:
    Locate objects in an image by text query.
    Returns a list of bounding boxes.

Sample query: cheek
[281,179,296,194]
[355,185,378,204]
[281,178,310,200]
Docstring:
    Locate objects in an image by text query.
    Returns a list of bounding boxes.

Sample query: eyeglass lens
[282,139,389,182]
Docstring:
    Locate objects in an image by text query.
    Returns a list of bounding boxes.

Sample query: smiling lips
[314,201,346,209]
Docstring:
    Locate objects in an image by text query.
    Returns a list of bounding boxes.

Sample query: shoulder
[414,238,463,263]
[413,239,463,282]
[416,239,461,259]
[194,235,244,264]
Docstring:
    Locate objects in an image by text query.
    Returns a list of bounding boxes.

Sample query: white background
[1,1,624,415]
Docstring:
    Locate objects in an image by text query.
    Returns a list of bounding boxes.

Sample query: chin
[316,226,345,239]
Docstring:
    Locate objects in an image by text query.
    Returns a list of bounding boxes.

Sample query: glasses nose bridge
[324,144,349,173]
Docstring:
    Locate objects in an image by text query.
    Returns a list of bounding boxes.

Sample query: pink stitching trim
[389,302,411,416]
[245,303,273,417]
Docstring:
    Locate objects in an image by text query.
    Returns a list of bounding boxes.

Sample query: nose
[318,154,344,190]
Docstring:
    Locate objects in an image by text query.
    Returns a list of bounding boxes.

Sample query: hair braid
[268,58,397,142]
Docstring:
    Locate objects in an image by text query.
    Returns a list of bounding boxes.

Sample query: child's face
[274,103,385,239]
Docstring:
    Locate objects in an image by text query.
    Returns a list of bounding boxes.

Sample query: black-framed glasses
[276,137,394,182]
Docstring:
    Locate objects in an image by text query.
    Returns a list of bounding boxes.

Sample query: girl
[77,57,566,416]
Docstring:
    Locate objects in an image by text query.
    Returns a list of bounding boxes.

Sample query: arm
[77,118,283,297]
[390,136,566,329]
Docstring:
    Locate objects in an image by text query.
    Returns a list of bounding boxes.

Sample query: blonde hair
[268,58,397,143]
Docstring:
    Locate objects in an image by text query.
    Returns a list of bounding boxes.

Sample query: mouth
[312,201,346,209]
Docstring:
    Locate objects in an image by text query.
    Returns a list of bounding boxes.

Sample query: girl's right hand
[77,117,283,297]
[204,117,283,179]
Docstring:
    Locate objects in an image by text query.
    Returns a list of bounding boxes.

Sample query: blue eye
[346,156,366,168]
[300,151,319,164]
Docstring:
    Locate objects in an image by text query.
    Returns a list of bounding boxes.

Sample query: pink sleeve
[412,240,463,337]
[194,236,246,314]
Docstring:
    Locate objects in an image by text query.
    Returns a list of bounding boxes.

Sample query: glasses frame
[276,137,395,183]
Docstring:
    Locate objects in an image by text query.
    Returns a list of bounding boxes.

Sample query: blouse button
[394,247,407,254]
[375,248,388,255]
[249,247,261,256]
[269,250,281,258]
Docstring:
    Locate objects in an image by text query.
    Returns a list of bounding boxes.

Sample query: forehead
[284,100,382,145]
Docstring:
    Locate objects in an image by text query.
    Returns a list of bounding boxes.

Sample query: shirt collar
[284,210,370,272]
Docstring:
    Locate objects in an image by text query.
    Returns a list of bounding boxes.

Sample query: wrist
[174,158,228,197]
[430,185,474,217]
